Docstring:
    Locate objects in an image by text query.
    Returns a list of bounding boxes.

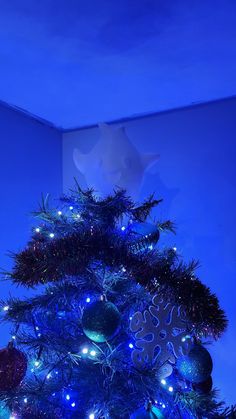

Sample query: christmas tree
[0,183,235,418]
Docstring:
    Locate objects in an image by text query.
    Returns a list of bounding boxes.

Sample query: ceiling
[0,0,236,129]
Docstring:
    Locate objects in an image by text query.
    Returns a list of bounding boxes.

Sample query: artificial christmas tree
[0,183,235,418]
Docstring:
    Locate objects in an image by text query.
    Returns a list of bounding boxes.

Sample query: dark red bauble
[0,342,27,390]
[193,376,213,394]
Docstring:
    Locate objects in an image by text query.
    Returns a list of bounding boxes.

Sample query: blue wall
[0,104,62,343]
[63,97,236,405]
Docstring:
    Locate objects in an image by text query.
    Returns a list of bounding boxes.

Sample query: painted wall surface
[63,97,236,404]
[0,104,62,344]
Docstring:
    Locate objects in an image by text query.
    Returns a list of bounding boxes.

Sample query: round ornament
[0,342,27,390]
[177,344,213,383]
[82,300,121,343]
[130,403,164,419]
[128,222,160,252]
[192,376,213,394]
[0,402,12,419]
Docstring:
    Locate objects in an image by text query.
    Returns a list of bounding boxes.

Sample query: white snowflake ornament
[130,295,188,379]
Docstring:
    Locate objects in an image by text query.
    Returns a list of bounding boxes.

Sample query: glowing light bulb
[71,402,76,407]
[35,227,40,233]
[12,335,16,340]
[69,206,74,210]
[76,214,81,219]
[82,347,88,354]
[121,226,126,231]
[3,305,9,311]
[89,414,95,419]
[148,245,153,250]
[173,247,177,252]
[90,350,96,357]
[49,233,55,238]
[86,297,91,303]
[46,373,51,379]
[34,361,40,367]
[168,386,173,392]
[35,326,39,331]
[161,379,166,385]
[162,403,166,408]
[57,211,62,216]
[129,343,134,349]
[24,398,27,403]
[66,394,70,400]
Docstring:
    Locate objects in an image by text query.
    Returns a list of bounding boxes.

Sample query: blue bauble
[0,402,11,419]
[128,222,160,252]
[130,405,164,419]
[82,300,121,343]
[177,344,213,383]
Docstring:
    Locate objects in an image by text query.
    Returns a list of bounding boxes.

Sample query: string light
[71,402,76,408]
[168,386,174,392]
[49,233,55,238]
[161,379,166,385]
[90,350,96,357]
[35,227,40,233]
[89,414,95,419]
[128,343,134,349]
[86,297,91,303]
[69,206,74,210]
[173,247,177,252]
[23,398,28,403]
[34,361,40,368]
[3,305,9,311]
[66,394,70,401]
[57,211,62,216]
[121,226,126,231]
[82,347,89,354]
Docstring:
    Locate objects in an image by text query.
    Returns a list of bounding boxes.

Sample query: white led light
[162,403,166,408]
[89,414,95,419]
[3,305,9,311]
[49,233,55,238]
[24,398,28,403]
[35,227,40,233]
[90,350,96,357]
[57,211,62,216]
[76,214,81,219]
[168,386,174,392]
[82,347,89,354]
[129,343,134,349]
[69,206,74,210]
[46,373,51,379]
[173,247,177,252]
[12,335,16,340]
[86,297,91,303]
[66,394,70,400]
[34,361,40,367]
[161,379,166,385]
[121,226,126,231]
[71,402,76,407]
[35,326,39,331]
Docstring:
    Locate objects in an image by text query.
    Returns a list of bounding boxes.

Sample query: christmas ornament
[0,342,27,390]
[177,344,213,383]
[130,402,164,419]
[82,300,121,343]
[0,402,11,419]
[128,222,160,252]
[130,295,187,379]
[192,376,213,394]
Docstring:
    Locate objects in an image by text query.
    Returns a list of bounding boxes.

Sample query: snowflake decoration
[130,295,188,378]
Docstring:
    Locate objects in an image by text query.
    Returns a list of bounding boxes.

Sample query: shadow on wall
[72,123,159,199]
